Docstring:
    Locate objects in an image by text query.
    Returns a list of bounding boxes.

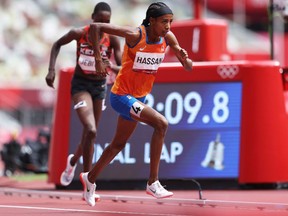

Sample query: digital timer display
[146,82,241,129]
[69,82,242,180]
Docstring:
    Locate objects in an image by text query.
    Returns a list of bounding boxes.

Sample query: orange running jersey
[77,25,111,74]
[111,25,167,97]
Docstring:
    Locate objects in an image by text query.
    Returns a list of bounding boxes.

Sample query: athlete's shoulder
[68,26,88,39]
[125,26,142,48]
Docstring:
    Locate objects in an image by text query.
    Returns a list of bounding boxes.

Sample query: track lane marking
[0,205,190,216]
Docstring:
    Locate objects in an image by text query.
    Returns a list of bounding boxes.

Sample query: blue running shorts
[110,92,146,121]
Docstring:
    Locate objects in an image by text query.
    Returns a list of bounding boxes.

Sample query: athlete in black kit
[45,2,121,188]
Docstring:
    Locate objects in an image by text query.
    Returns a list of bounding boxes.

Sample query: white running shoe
[60,154,77,186]
[146,180,173,199]
[80,172,96,206]
[81,192,101,202]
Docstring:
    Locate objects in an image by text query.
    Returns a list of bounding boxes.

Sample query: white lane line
[1,187,288,211]
[0,205,190,216]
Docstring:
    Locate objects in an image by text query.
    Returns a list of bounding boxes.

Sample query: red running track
[1,179,288,216]
[1,189,288,216]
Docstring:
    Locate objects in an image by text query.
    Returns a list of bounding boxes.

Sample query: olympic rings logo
[217,65,239,79]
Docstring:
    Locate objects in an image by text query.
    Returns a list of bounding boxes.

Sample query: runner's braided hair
[142,2,173,27]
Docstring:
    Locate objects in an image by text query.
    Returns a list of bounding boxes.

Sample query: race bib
[78,54,95,72]
[130,101,144,118]
[132,52,165,73]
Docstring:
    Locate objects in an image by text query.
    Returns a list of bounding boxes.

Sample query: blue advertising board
[69,82,242,180]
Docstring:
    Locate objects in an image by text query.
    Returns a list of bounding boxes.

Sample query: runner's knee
[83,125,97,140]
[154,116,168,136]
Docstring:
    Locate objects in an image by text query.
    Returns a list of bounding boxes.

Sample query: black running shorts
[71,74,107,100]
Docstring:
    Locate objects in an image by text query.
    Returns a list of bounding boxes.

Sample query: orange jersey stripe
[111,25,167,97]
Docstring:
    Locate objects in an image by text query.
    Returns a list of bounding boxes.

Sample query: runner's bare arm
[165,31,193,71]
[46,28,84,88]
[89,23,140,74]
